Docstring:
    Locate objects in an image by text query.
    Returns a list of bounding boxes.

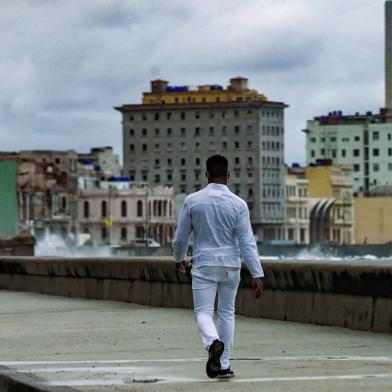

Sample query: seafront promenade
[1,290,392,391]
[0,256,391,390]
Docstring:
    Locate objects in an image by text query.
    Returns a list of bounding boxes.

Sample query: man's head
[206,155,229,184]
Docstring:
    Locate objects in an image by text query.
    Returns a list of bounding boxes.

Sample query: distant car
[134,238,161,248]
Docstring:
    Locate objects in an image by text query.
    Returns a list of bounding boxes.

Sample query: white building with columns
[77,180,175,246]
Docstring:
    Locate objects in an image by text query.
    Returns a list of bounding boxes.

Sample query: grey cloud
[0,0,387,166]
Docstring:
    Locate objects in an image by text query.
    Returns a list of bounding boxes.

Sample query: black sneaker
[206,339,224,378]
[217,368,235,379]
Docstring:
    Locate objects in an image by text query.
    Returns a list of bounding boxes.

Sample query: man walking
[173,155,264,379]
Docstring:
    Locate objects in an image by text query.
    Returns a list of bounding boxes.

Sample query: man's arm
[234,203,264,291]
[172,201,192,264]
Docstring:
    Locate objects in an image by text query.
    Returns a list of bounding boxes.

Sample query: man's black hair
[206,155,228,177]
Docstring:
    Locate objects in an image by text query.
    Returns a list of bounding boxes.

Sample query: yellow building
[306,164,354,244]
[285,167,309,244]
[355,197,392,244]
[142,77,267,105]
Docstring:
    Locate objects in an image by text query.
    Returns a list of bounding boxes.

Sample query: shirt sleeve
[172,201,192,262]
[234,203,264,278]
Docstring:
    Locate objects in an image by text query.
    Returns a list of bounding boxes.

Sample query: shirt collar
[206,183,228,190]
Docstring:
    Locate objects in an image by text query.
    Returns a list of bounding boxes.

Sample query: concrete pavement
[0,290,391,391]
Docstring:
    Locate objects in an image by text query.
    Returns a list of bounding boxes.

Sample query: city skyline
[0,0,386,165]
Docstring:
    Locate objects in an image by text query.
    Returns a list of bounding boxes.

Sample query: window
[154,174,160,183]
[181,173,186,181]
[195,158,200,165]
[311,150,315,158]
[167,158,172,166]
[154,113,159,120]
[167,112,172,120]
[354,136,360,141]
[195,142,200,151]
[389,148,392,156]
[373,148,379,156]
[181,112,186,120]
[195,111,200,119]
[321,137,325,142]
[129,115,134,121]
[320,148,325,156]
[167,143,172,151]
[247,125,253,134]
[142,144,147,152]
[101,201,107,218]
[121,201,127,217]
[181,142,186,151]
[235,141,240,149]
[167,172,172,181]
[222,141,227,150]
[373,131,380,141]
[121,227,127,241]
[353,149,360,157]
[330,137,336,142]
[83,201,89,218]
[142,114,147,121]
[209,127,214,135]
[389,163,392,171]
[142,129,147,136]
[235,157,240,164]
[137,200,143,217]
[248,141,253,149]
[155,159,160,166]
[130,144,135,152]
[101,227,108,240]
[222,111,227,118]
[373,163,380,172]
[167,128,172,136]
[248,157,253,165]
[354,164,360,172]
[155,128,160,136]
[195,127,200,136]
[234,110,239,118]
[222,126,227,135]
[129,129,134,136]
[181,127,186,136]
[209,111,214,119]
[311,137,316,143]
[388,134,391,141]
[342,149,346,157]
[234,126,240,134]
[181,158,186,166]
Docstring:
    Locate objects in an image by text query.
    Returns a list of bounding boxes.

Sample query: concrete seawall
[0,257,391,333]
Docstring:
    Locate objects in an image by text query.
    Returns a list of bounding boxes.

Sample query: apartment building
[304,110,392,194]
[115,77,288,241]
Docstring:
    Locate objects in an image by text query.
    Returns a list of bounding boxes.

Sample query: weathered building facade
[116,77,288,241]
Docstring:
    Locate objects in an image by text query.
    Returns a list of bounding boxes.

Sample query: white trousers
[191,266,240,370]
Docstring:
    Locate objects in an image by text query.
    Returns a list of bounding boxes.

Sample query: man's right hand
[251,277,264,298]
[176,261,186,274]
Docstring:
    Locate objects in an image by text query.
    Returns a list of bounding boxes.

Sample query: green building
[304,109,392,194]
[0,161,19,236]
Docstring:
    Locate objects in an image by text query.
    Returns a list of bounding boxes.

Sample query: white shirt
[172,183,264,278]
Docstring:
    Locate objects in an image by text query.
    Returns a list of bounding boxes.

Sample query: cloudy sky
[0,0,387,165]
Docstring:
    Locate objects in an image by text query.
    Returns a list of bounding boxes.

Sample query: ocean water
[34,233,392,261]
